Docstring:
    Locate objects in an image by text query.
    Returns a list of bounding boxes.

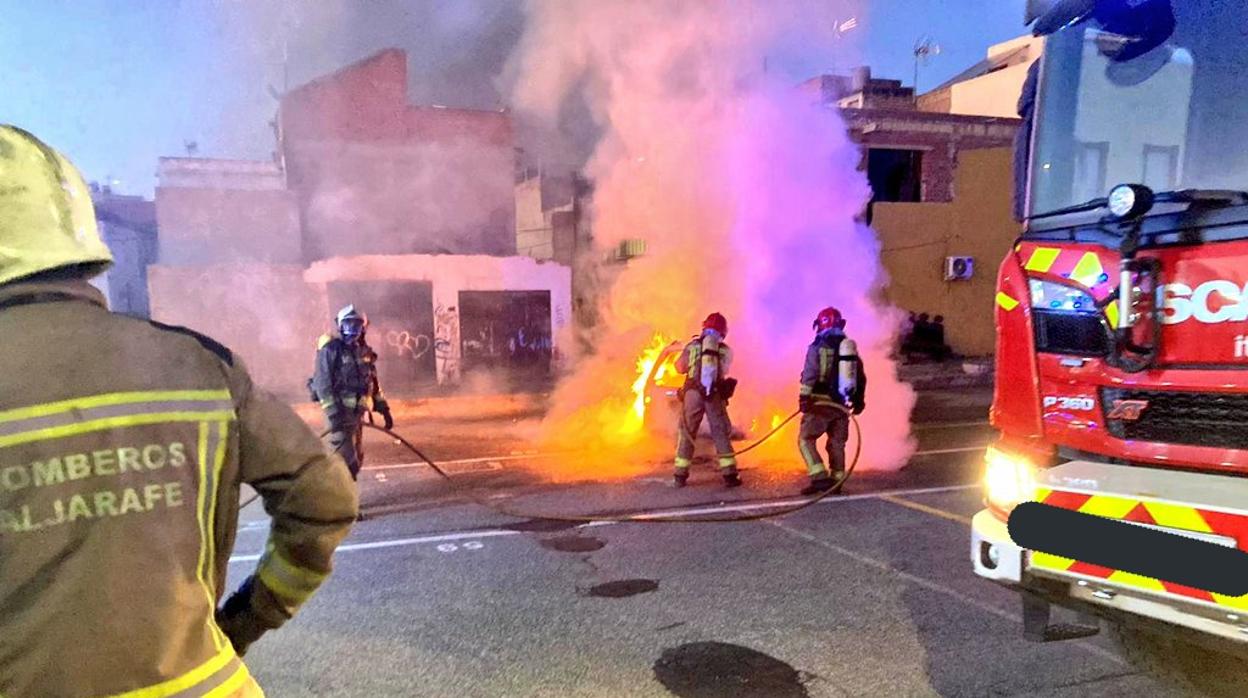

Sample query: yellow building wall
[874,147,1021,356]
[948,60,1036,119]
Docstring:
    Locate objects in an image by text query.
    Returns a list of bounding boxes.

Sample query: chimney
[851,66,872,92]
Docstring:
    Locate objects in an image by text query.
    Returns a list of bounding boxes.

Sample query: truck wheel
[1108,622,1248,697]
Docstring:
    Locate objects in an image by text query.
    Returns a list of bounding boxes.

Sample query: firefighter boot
[674,472,689,488]
[801,476,839,496]
[723,473,742,488]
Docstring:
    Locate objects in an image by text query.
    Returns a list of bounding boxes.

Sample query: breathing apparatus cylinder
[699,331,722,397]
[837,338,859,403]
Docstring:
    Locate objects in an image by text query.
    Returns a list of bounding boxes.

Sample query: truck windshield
[1029,2,1248,219]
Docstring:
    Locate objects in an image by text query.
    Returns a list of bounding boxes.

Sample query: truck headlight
[984,446,1037,519]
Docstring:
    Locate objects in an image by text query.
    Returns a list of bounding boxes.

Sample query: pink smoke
[508,0,915,475]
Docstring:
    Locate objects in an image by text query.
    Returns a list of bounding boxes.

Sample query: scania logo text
[1163,280,1248,325]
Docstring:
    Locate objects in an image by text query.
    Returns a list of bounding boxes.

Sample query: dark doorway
[326,281,436,395]
[867,148,924,202]
[458,291,553,380]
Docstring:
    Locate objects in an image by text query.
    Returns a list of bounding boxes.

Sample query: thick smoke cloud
[507,0,916,477]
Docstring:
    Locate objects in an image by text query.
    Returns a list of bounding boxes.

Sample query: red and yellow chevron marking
[995,291,1020,311]
[1017,243,1119,325]
[1029,488,1248,610]
[1022,245,1113,288]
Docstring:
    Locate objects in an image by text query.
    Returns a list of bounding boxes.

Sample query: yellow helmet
[0,125,112,286]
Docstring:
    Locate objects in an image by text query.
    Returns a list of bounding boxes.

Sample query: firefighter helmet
[702,312,728,337]
[0,126,112,286]
[813,307,845,332]
[336,305,368,342]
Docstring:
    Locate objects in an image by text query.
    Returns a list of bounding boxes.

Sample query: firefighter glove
[852,399,865,416]
[216,577,269,657]
[375,400,394,431]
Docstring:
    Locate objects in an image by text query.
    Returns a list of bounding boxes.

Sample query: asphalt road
[227,390,1174,697]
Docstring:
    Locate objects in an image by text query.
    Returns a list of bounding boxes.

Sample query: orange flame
[630,334,672,423]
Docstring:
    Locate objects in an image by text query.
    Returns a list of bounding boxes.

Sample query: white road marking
[914,420,991,430]
[627,484,977,519]
[229,528,522,563]
[364,439,988,472]
[363,454,545,471]
[912,445,988,456]
[227,484,976,563]
[768,519,1128,666]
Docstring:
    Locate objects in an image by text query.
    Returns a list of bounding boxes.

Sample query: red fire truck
[970,0,1248,693]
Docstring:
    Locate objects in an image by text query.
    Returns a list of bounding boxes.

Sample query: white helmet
[336,304,367,342]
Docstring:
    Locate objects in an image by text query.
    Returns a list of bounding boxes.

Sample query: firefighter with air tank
[673,312,742,488]
[798,306,866,495]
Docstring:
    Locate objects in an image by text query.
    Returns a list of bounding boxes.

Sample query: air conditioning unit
[944,256,974,281]
[615,238,647,261]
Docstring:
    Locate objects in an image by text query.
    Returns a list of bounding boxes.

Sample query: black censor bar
[1009,501,1248,598]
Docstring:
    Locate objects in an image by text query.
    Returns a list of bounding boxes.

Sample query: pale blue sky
[0,0,1028,195]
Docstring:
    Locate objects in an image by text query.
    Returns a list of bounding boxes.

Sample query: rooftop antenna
[835,16,859,38]
[266,1,296,187]
[913,35,942,93]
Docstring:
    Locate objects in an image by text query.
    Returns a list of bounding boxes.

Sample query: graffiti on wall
[385,329,433,361]
[434,303,460,382]
[457,291,553,375]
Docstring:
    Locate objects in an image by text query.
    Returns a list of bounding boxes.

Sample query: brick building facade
[280,49,516,260]
[147,50,567,396]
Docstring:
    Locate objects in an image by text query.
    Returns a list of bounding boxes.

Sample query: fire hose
[367,404,860,523]
[240,406,861,523]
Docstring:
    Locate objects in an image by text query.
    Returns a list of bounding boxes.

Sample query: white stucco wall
[305,254,572,384]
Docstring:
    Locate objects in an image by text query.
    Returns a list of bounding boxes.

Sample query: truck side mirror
[1110,257,1163,373]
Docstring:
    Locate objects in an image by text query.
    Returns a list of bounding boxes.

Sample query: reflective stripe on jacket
[674,334,733,381]
[0,279,357,698]
[799,329,866,409]
[312,337,382,414]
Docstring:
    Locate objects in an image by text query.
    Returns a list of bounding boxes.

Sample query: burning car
[633,335,745,439]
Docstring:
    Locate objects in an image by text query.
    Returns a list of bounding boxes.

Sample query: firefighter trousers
[798,408,849,479]
[325,409,365,480]
[675,390,737,474]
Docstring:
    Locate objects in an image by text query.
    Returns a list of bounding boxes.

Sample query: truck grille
[1102,388,1248,450]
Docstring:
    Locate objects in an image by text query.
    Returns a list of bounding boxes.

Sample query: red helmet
[813,307,844,332]
[702,312,728,336]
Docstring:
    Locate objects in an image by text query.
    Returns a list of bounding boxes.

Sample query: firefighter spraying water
[672,313,741,488]
[798,307,866,495]
[510,0,917,481]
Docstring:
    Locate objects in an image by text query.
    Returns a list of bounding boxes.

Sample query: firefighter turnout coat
[0,278,358,697]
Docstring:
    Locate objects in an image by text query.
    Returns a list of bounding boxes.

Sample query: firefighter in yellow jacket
[798,307,866,495]
[0,125,358,697]
[673,312,742,488]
